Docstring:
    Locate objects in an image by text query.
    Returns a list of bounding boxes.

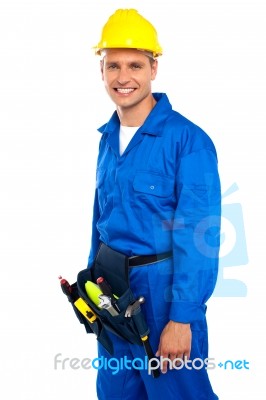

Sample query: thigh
[96,332,148,400]
[129,330,218,400]
[128,262,218,399]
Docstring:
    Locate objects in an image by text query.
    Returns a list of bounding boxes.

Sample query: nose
[117,67,131,85]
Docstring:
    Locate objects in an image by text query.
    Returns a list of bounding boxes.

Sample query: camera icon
[191,183,248,297]
[213,183,248,297]
[154,183,248,297]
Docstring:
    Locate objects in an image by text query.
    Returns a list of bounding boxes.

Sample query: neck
[117,94,156,126]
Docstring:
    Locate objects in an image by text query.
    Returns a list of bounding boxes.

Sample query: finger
[183,348,191,360]
[168,353,178,369]
[160,351,171,374]
[173,353,183,367]
[155,340,162,357]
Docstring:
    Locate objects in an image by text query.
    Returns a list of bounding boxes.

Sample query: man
[88,8,221,400]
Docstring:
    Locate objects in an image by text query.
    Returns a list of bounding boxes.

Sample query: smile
[115,88,135,94]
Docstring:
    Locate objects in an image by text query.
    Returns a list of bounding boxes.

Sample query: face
[100,48,158,111]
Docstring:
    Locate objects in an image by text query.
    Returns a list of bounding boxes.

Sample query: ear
[100,60,104,81]
[151,59,158,81]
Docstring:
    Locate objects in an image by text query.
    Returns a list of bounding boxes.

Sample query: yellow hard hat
[94,9,163,58]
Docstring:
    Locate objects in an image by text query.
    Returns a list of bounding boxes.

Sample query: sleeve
[87,190,101,269]
[169,148,221,323]
[87,136,104,268]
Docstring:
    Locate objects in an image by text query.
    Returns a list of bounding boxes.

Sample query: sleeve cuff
[169,301,207,323]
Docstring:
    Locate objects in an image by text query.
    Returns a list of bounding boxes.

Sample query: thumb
[155,340,161,357]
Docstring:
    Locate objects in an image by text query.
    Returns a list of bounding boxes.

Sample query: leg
[128,329,218,400]
[96,332,148,400]
[129,259,219,400]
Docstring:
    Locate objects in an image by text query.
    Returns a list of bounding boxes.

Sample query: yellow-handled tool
[59,276,97,324]
[74,297,97,323]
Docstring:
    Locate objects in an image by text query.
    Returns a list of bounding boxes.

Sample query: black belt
[128,251,172,267]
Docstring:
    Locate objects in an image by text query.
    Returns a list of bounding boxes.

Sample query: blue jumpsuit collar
[97,93,172,157]
[97,93,172,137]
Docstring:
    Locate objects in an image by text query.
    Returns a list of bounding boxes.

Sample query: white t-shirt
[119,125,140,155]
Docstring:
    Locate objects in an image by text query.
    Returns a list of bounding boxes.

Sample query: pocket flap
[133,171,174,198]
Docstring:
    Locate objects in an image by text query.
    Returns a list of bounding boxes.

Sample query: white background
[0,0,265,398]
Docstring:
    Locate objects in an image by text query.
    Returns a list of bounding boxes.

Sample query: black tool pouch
[76,243,150,355]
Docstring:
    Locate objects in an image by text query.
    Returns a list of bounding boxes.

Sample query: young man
[88,9,221,400]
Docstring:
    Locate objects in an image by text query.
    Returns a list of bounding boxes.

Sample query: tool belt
[62,243,172,378]
[77,243,150,349]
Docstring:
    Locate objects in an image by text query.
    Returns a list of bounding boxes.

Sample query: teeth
[116,88,134,94]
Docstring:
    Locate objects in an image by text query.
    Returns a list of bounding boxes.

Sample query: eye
[107,64,119,70]
[131,64,142,70]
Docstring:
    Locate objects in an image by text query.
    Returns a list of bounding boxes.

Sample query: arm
[156,148,221,372]
[87,188,101,268]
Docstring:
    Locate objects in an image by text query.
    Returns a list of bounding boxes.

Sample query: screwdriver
[96,276,120,312]
[58,276,97,324]
[58,275,75,302]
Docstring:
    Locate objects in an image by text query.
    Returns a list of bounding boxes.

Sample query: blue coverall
[88,93,221,399]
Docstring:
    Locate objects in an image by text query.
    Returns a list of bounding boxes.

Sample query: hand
[156,320,192,374]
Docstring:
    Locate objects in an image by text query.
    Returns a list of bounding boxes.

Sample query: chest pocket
[133,171,174,198]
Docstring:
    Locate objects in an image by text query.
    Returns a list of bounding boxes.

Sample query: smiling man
[87,8,221,400]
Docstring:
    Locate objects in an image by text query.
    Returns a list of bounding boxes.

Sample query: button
[150,185,155,190]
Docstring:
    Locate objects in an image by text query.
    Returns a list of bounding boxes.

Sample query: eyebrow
[105,60,146,66]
